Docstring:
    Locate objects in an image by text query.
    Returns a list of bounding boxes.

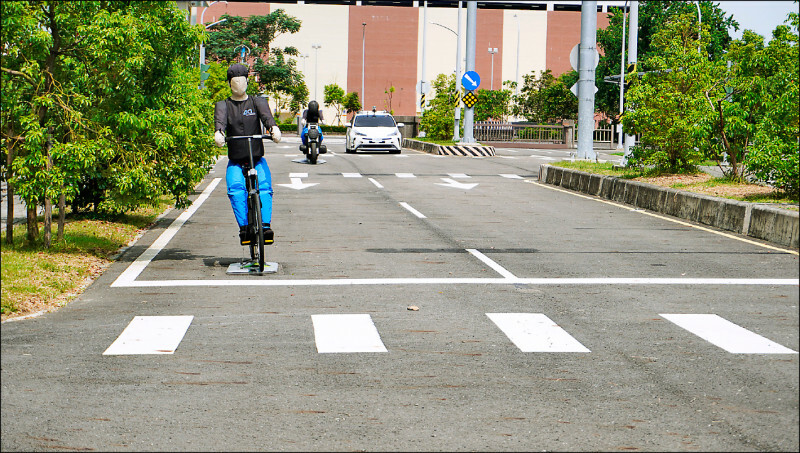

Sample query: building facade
[189,1,620,122]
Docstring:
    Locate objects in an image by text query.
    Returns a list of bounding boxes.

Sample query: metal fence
[473,121,616,147]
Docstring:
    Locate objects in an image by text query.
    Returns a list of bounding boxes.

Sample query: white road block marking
[487,313,591,352]
[448,173,470,179]
[500,174,523,179]
[342,172,362,178]
[396,173,416,178]
[312,314,388,353]
[368,178,384,189]
[103,316,193,355]
[660,314,798,354]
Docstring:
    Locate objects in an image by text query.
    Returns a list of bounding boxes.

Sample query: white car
[345,110,404,154]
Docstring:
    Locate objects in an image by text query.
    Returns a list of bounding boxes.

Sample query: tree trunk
[26,206,38,242]
[57,192,65,242]
[43,129,53,249]
[4,123,16,245]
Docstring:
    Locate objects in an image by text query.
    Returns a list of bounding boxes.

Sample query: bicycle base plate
[227,261,279,275]
[292,157,326,164]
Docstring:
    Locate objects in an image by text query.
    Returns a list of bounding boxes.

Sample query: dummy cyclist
[214,63,282,246]
[299,100,327,154]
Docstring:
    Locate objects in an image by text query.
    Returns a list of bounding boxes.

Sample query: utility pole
[461,1,477,143]
[452,1,463,142]
[420,1,428,112]
[623,1,638,162]
[577,0,598,160]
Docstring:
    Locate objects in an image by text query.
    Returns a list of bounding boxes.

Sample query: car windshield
[354,115,396,128]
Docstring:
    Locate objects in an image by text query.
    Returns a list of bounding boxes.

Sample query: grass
[1,200,172,321]
[551,160,798,207]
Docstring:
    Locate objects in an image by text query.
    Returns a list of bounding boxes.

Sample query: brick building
[186,1,621,122]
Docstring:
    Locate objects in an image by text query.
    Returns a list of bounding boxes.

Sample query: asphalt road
[2,137,798,452]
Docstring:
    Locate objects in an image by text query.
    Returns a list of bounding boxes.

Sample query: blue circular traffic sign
[461,71,481,91]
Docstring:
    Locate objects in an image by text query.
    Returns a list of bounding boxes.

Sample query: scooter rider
[214,63,282,245]
[300,100,326,154]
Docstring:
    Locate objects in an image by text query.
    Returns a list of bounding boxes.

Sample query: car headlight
[388,130,399,136]
[355,132,367,137]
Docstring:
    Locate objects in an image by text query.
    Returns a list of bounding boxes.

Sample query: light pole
[198,1,227,89]
[695,1,702,54]
[488,47,498,90]
[312,43,321,100]
[361,22,366,108]
[514,14,520,97]
[430,19,461,141]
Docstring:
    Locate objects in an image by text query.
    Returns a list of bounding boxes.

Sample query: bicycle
[225,133,272,273]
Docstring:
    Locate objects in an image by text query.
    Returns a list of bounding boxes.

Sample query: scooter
[300,122,326,164]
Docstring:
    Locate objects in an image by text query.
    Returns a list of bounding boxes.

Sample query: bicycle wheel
[252,189,265,273]
[309,141,318,164]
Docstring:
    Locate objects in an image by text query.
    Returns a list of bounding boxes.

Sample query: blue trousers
[301,125,324,146]
[226,157,273,228]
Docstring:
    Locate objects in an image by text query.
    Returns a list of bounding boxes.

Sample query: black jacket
[214,96,277,164]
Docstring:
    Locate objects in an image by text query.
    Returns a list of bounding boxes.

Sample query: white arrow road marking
[660,314,798,354]
[277,173,318,190]
[436,178,478,190]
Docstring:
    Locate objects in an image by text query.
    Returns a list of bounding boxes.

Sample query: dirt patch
[635,173,777,199]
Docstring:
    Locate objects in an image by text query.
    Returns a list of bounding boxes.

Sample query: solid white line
[289,172,308,178]
[660,314,798,354]
[500,174,523,179]
[103,316,194,355]
[527,180,799,256]
[400,202,426,218]
[342,172,362,178]
[487,313,591,352]
[312,314,388,353]
[111,178,221,287]
[110,277,799,287]
[466,249,518,280]
[369,178,384,189]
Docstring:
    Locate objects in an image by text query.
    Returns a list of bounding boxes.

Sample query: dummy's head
[227,64,249,97]
[306,100,320,123]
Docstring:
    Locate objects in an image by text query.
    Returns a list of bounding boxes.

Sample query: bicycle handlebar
[225,134,273,142]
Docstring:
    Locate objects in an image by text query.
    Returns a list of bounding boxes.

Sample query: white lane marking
[289,172,308,178]
[400,202,426,219]
[103,316,194,355]
[448,173,471,179]
[436,178,478,190]
[111,178,221,287]
[466,249,518,280]
[500,174,523,179]
[527,180,799,256]
[312,314,388,353]
[396,173,416,178]
[369,178,384,189]
[660,314,798,354]
[342,172,362,178]
[487,313,591,352]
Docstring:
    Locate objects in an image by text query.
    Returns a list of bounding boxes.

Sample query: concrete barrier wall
[538,164,799,249]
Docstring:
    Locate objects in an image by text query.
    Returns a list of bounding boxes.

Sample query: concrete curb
[402,138,495,157]
[538,164,799,249]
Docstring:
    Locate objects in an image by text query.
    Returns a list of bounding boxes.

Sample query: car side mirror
[397,123,405,127]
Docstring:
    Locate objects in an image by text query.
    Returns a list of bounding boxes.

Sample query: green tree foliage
[343,92,362,122]
[203,10,306,115]
[622,13,711,172]
[1,1,215,246]
[512,70,578,123]
[420,73,460,140]
[596,1,737,122]
[475,87,513,122]
[323,84,345,125]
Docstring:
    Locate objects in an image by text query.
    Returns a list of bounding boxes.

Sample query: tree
[596,1,738,123]
[323,84,345,125]
[420,73,460,140]
[343,92,362,122]
[1,1,215,247]
[204,10,304,111]
[383,85,395,114]
[622,13,710,172]
[513,70,577,123]
[475,86,513,122]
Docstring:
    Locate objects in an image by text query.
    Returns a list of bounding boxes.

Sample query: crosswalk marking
[103,316,193,355]
[660,314,798,354]
[312,314,388,353]
[487,313,591,352]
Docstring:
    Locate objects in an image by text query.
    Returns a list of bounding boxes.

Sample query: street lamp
[431,19,462,141]
[198,1,227,89]
[514,14,520,97]
[312,43,321,100]
[488,47,498,90]
[362,22,366,107]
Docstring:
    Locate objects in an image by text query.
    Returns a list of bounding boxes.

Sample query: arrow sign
[435,178,478,190]
[462,71,481,91]
[277,173,318,190]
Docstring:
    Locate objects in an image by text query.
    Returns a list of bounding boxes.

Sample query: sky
[716,1,798,40]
